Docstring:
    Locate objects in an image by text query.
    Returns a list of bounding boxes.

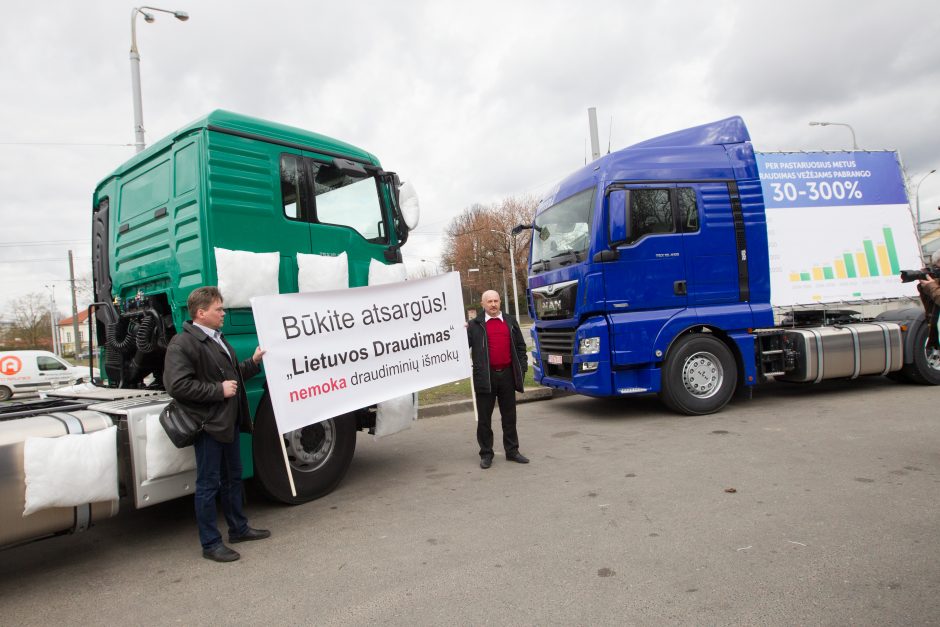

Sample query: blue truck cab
[525,116,936,414]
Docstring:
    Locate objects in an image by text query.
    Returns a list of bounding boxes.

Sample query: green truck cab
[91,110,417,503]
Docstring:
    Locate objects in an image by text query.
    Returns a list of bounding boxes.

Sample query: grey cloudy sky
[1,0,938,315]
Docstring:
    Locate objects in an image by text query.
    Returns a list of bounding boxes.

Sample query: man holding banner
[468,289,530,469]
[164,286,270,563]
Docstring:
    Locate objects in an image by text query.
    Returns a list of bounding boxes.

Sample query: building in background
[57,310,94,357]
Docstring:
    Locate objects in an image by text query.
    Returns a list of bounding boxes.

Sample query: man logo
[1,356,22,376]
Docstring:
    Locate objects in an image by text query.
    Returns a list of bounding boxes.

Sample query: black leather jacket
[467,311,528,393]
[163,321,261,443]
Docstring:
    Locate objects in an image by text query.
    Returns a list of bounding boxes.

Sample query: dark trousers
[476,368,519,458]
[193,430,249,550]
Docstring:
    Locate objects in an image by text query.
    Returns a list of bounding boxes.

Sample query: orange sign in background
[1,355,23,376]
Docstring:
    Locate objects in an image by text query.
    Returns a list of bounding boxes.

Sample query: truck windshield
[314,172,385,241]
[280,155,388,243]
[532,188,594,269]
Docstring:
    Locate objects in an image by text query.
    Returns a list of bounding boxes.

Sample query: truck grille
[531,280,578,320]
[536,327,575,380]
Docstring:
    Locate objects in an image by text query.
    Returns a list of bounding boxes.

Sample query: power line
[0,141,133,147]
[0,257,91,264]
[0,282,68,287]
[0,240,88,248]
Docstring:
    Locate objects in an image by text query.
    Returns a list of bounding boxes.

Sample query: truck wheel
[252,395,357,504]
[660,334,737,415]
[0,385,11,401]
[903,324,940,385]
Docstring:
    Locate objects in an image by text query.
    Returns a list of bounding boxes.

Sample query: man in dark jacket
[164,286,269,562]
[468,289,529,469]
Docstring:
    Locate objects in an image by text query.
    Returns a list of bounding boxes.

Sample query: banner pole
[278,433,298,498]
[469,374,478,422]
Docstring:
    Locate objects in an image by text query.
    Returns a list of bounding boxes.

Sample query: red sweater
[485,317,512,369]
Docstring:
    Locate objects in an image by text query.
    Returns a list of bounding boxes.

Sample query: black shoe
[480,456,493,469]
[506,452,530,464]
[229,527,271,543]
[203,544,240,562]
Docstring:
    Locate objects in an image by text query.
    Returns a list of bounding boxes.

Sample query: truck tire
[660,334,737,415]
[0,385,11,401]
[902,323,940,385]
[252,395,357,505]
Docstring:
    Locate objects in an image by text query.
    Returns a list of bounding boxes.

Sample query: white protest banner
[251,272,471,435]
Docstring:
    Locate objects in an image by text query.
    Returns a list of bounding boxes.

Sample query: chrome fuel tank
[0,411,119,549]
[776,322,903,383]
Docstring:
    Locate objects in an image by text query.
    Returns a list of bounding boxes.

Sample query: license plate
[548,354,563,365]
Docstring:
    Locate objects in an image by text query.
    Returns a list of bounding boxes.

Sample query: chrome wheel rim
[283,419,336,473]
[925,344,940,372]
[682,351,723,399]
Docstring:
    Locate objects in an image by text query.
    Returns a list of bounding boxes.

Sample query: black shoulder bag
[159,400,205,448]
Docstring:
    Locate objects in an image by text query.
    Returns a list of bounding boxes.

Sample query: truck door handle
[674,280,687,295]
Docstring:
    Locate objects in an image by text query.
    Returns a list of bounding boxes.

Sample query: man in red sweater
[467,289,530,469]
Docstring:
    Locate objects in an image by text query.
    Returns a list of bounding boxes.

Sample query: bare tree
[406,262,441,280]
[442,195,537,312]
[7,292,52,349]
[74,272,94,308]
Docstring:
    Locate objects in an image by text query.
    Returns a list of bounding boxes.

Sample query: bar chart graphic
[787,227,901,283]
[765,204,920,305]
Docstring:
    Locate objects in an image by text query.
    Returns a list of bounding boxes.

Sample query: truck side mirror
[398,180,420,229]
[608,189,628,245]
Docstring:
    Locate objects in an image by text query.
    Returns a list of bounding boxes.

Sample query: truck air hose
[104,344,122,368]
[107,318,137,353]
[135,312,157,353]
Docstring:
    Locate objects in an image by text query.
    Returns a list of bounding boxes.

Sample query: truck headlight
[581,361,598,372]
[579,337,600,354]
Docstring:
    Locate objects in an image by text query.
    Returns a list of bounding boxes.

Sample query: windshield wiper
[550,249,583,266]
[552,249,582,260]
[532,249,584,271]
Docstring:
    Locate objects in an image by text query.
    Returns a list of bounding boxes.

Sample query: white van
[0,351,96,401]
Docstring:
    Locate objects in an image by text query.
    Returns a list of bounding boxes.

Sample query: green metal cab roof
[96,109,380,189]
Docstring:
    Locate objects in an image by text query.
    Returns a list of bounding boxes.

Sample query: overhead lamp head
[142,11,155,22]
[173,11,189,21]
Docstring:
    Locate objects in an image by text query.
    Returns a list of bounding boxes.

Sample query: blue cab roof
[539,116,757,211]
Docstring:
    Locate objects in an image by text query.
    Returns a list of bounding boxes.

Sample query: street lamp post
[45,285,59,355]
[914,169,937,259]
[809,121,859,150]
[467,268,480,310]
[490,229,520,320]
[129,6,189,153]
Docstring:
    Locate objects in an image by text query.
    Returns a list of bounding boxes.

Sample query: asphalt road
[1,378,939,625]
